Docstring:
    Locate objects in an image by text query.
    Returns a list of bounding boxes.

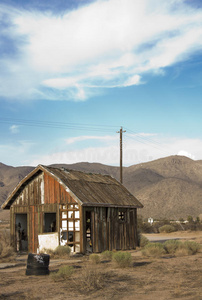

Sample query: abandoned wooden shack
[1,165,143,254]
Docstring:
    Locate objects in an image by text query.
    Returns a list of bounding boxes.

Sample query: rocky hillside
[123,156,202,219]
[0,156,202,220]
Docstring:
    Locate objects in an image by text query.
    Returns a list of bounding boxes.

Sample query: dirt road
[143,230,202,243]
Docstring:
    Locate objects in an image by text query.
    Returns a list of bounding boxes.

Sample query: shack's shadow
[133,261,152,267]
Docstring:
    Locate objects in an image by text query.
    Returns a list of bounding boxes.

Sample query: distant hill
[0,156,202,220]
[0,163,34,204]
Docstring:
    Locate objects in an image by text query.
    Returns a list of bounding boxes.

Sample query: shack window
[44,213,56,232]
[118,211,126,221]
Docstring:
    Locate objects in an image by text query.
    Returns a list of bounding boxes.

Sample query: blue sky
[0,0,202,167]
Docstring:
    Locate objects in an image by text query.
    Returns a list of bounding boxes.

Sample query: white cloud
[123,75,141,87]
[0,0,202,100]
[177,150,195,160]
[1,133,201,167]
[66,135,117,145]
[30,134,202,167]
[31,145,120,166]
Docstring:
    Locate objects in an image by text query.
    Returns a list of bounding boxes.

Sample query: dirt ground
[0,231,202,300]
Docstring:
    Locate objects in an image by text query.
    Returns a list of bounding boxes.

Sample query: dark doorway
[15,214,28,251]
[86,211,92,252]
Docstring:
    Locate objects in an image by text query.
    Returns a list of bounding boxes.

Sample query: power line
[1,117,170,155]
[124,131,170,156]
[0,117,118,133]
[125,127,165,147]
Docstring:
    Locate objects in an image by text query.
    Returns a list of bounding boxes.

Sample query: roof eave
[82,202,143,208]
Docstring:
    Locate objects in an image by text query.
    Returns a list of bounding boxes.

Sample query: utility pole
[117,127,126,184]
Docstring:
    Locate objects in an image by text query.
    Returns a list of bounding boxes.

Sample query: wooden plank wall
[10,172,79,252]
[10,171,138,253]
[82,206,138,253]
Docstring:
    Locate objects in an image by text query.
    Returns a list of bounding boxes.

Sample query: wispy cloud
[0,0,202,101]
[0,140,36,166]
[30,134,202,167]
[66,135,117,145]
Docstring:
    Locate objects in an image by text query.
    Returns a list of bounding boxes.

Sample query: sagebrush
[164,240,182,254]
[139,235,149,248]
[142,242,166,257]
[142,240,201,257]
[159,225,176,233]
[178,241,201,255]
[89,253,101,264]
[51,265,74,281]
[0,229,15,261]
[101,250,113,260]
[112,251,132,268]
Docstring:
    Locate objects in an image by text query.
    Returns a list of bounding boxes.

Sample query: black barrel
[26,253,50,275]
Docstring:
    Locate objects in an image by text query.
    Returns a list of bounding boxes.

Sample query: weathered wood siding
[9,170,138,253]
[10,172,80,253]
[82,206,138,253]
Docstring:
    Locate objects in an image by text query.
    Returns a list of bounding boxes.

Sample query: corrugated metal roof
[2,165,143,209]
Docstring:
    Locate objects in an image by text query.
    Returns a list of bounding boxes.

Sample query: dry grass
[0,247,201,300]
[0,228,10,244]
[41,245,71,258]
[0,230,201,299]
[75,266,114,293]
[0,229,15,261]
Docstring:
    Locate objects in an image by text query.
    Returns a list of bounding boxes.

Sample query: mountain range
[0,155,202,220]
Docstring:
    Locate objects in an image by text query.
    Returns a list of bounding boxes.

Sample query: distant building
[148,217,154,225]
[2,165,143,254]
